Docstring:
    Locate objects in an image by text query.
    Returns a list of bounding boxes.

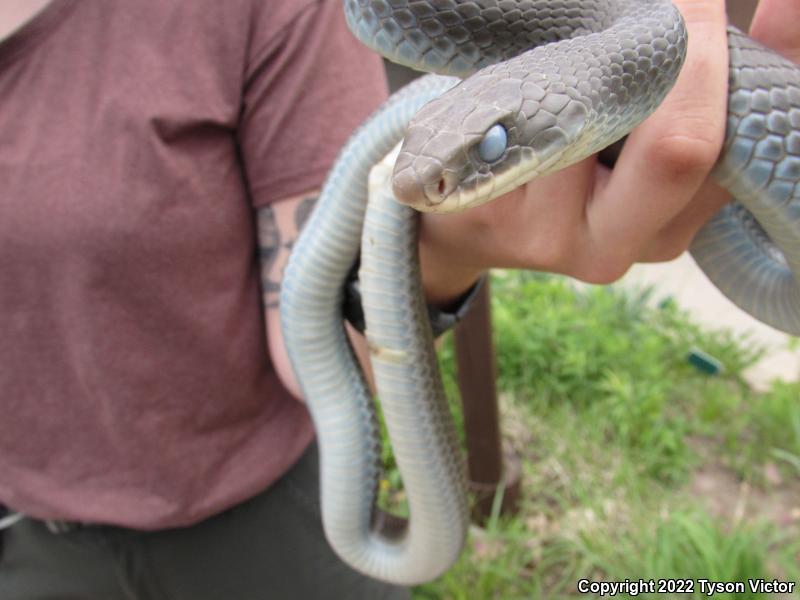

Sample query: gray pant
[0,444,410,600]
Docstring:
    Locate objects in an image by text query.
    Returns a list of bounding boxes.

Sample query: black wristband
[342,259,484,338]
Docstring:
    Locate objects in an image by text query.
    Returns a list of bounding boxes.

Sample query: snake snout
[392,162,425,208]
[393,153,459,211]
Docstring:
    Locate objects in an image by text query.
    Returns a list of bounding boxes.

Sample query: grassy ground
[381,271,800,599]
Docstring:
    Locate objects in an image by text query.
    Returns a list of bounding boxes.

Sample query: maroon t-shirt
[0,0,387,528]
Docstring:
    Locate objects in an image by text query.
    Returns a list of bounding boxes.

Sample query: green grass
[441,272,769,483]
[415,507,795,600]
[585,511,791,592]
[377,271,800,599]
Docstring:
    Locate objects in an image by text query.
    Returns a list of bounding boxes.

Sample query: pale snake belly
[280,0,800,585]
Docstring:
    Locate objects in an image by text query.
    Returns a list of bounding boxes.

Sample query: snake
[280,0,800,586]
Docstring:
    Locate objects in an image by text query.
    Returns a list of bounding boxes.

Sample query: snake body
[692,28,800,332]
[281,75,467,584]
[281,0,800,585]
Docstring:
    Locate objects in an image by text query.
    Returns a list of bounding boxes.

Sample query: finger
[581,0,729,276]
[637,179,729,262]
[750,0,800,63]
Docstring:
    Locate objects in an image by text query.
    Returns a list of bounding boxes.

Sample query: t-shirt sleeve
[238,0,389,208]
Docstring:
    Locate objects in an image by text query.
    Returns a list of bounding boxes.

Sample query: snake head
[393,61,591,213]
[392,75,523,213]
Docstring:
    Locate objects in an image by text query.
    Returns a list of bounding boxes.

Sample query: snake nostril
[438,178,446,196]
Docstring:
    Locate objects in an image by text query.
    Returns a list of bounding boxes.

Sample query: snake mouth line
[403,147,578,214]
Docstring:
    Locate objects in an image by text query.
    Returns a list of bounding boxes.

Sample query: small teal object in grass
[658,296,676,311]
[687,347,724,375]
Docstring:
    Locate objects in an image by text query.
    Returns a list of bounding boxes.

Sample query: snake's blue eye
[477,124,507,163]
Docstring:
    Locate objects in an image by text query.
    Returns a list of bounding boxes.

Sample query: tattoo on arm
[257,195,319,310]
[257,206,282,309]
[294,195,317,231]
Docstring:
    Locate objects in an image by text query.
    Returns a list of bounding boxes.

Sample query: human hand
[416,0,794,307]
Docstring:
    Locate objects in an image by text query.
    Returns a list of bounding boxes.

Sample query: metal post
[454,280,521,523]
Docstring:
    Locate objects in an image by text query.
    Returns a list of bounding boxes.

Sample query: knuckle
[646,242,686,263]
[674,0,727,28]
[644,229,696,263]
[654,234,693,261]
[573,255,632,285]
[647,131,720,179]
[656,243,687,262]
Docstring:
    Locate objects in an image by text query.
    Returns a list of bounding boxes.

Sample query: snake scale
[281,0,800,585]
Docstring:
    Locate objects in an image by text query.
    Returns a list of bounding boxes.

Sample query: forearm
[257,192,376,400]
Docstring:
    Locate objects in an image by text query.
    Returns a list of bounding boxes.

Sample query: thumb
[748,0,800,63]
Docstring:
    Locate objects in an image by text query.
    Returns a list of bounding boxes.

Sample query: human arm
[238,0,388,399]
[257,193,318,400]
